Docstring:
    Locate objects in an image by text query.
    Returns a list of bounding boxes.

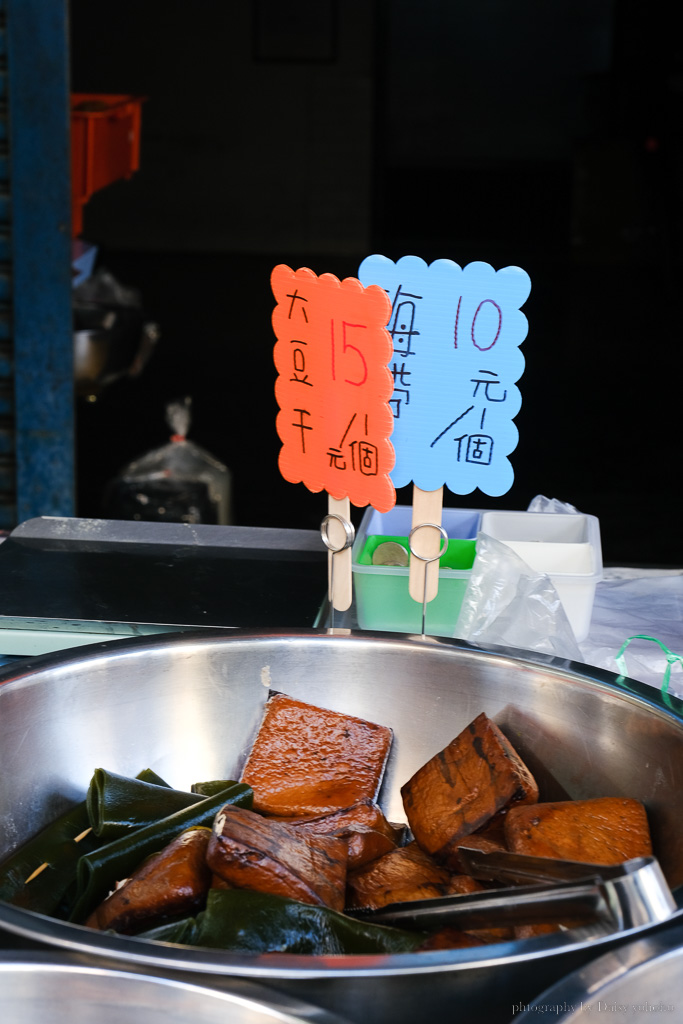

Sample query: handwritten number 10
[454,296,503,351]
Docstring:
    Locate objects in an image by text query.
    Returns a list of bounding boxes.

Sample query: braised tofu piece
[207,803,347,910]
[343,827,398,871]
[86,827,211,934]
[348,841,509,945]
[401,713,538,868]
[290,819,397,870]
[210,874,233,890]
[281,799,403,870]
[418,928,486,951]
[240,694,392,817]
[505,797,652,864]
[452,829,508,874]
[346,840,475,910]
[445,874,485,896]
[280,798,404,844]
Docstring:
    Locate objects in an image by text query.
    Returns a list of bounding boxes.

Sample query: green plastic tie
[615,634,683,696]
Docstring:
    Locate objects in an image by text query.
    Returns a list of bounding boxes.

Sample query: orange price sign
[272,265,396,514]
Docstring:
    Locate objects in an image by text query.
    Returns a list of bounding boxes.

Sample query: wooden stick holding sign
[322,495,354,612]
[272,265,396,620]
[409,485,444,604]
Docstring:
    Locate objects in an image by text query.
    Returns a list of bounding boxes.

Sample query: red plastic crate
[70,93,145,238]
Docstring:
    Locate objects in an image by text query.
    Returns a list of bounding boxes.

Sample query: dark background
[69,0,682,566]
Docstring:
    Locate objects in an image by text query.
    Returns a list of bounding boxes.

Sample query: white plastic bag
[104,398,232,525]
[454,496,584,659]
[455,531,583,660]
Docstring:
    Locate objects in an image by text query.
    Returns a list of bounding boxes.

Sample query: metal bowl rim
[0,948,351,1023]
[514,919,683,1020]
[0,626,681,721]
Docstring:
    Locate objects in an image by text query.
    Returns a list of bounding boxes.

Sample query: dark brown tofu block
[278,798,404,844]
[452,832,508,872]
[418,928,486,950]
[347,841,512,945]
[210,874,233,890]
[401,712,538,868]
[346,840,476,910]
[207,803,347,910]
[342,827,398,871]
[504,797,652,864]
[240,694,393,817]
[86,827,212,934]
[289,818,396,871]
[280,799,403,869]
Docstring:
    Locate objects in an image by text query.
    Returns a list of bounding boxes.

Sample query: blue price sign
[358,254,531,497]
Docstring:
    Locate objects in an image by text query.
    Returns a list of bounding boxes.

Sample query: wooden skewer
[24,825,93,884]
[24,862,49,884]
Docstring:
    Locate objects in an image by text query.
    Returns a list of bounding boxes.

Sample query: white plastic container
[480,510,602,642]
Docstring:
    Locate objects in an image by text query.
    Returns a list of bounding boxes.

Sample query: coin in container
[372,541,409,567]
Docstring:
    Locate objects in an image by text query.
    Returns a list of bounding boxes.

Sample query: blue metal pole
[6,0,74,522]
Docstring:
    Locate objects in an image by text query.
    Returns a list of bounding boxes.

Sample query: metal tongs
[348,847,677,935]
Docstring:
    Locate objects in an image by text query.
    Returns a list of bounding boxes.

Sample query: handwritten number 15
[330,320,368,387]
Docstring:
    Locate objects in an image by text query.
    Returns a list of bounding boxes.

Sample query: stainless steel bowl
[514,920,683,1021]
[0,951,348,1024]
[1,629,682,1024]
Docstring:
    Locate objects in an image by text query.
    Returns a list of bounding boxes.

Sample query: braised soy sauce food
[0,695,653,955]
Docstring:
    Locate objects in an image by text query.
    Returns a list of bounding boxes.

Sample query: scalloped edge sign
[272,264,396,513]
[358,255,530,497]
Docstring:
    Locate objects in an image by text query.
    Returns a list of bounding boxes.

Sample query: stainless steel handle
[348,878,610,931]
[349,856,677,934]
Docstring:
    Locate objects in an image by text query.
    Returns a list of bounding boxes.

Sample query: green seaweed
[0,768,169,919]
[87,769,206,839]
[139,888,426,955]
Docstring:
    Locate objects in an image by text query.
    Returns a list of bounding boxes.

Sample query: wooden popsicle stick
[409,485,444,603]
[326,495,353,612]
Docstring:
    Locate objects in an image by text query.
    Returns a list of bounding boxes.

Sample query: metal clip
[408,522,449,636]
[320,513,355,629]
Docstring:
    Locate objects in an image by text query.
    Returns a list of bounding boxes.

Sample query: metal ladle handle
[408,522,448,636]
